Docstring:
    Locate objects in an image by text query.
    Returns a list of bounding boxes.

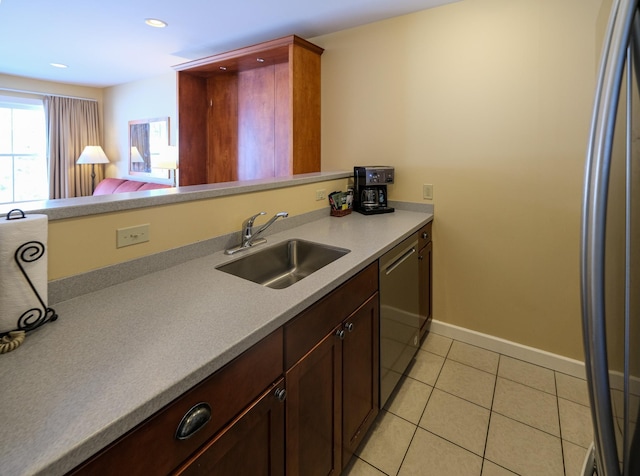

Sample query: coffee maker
[353,166,395,215]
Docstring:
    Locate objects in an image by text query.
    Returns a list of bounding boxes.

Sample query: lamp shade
[130,146,144,163]
[77,146,109,164]
[151,145,178,170]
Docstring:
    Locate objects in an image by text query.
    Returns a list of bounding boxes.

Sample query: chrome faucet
[225,211,288,255]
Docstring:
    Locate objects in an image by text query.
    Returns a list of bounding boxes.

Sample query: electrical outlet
[116,224,150,248]
[315,189,327,201]
[423,184,433,200]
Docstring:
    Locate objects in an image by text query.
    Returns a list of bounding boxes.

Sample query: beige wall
[0,73,103,102]
[0,73,104,144]
[48,178,348,279]
[314,0,605,360]
[102,73,177,182]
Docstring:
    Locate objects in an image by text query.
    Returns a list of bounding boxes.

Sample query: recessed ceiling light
[145,18,167,28]
[50,63,68,69]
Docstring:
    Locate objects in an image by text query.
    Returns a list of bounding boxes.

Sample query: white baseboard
[427,319,587,379]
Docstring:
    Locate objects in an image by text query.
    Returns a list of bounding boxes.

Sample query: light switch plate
[315,189,327,201]
[117,224,150,248]
[423,184,433,200]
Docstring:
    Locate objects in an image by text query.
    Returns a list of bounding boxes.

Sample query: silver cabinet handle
[421,232,430,241]
[345,322,354,333]
[175,402,211,440]
[336,329,346,340]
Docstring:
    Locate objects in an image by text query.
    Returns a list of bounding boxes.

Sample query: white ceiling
[0,0,458,88]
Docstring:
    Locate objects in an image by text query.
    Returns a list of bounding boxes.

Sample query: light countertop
[0,209,432,476]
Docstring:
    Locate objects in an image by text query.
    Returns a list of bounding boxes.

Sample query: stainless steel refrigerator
[582,0,640,474]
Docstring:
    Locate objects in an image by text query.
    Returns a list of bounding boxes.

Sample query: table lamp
[151,145,178,187]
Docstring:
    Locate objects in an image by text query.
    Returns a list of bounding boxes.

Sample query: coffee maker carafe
[354,166,395,215]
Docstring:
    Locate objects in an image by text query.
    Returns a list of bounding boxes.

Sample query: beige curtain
[44,96,102,198]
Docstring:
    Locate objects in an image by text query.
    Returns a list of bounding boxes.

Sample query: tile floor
[344,332,593,476]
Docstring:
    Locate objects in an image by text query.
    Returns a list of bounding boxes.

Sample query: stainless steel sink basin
[216,239,350,289]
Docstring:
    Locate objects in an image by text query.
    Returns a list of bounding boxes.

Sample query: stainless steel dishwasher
[379,233,420,407]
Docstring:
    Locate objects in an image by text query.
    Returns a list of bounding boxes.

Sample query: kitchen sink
[216,239,350,289]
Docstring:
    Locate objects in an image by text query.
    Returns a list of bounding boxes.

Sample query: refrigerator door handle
[582,0,639,474]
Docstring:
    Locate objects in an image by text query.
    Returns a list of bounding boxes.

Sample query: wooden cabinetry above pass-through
[174,35,324,186]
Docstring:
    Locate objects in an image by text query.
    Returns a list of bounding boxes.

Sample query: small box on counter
[329,190,353,217]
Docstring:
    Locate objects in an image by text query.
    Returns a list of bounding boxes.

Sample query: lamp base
[90,164,96,193]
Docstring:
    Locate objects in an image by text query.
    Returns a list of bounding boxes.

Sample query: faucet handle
[242,212,266,236]
[244,211,266,226]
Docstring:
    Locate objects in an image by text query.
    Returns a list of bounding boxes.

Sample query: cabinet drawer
[70,328,283,476]
[174,378,285,476]
[284,262,378,369]
[418,221,432,250]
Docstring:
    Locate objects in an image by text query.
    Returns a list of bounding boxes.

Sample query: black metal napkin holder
[0,209,58,338]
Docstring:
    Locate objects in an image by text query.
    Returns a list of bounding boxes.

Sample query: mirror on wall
[129,117,170,179]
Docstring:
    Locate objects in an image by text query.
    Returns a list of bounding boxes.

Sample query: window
[0,97,48,204]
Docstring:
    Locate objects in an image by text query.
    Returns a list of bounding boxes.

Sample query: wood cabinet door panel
[237,67,276,180]
[285,262,378,369]
[208,74,239,183]
[274,62,291,177]
[174,379,285,476]
[177,73,209,186]
[291,42,321,174]
[342,294,379,467]
[286,330,342,476]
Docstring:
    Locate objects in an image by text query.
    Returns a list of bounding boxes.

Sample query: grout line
[481,353,501,471]
[354,456,391,476]
[557,394,591,410]
[482,458,520,475]
[496,372,557,397]
[554,372,568,476]
[426,386,492,411]
[393,341,449,475]
[490,401,564,440]
[394,421,418,475]
[419,426,487,460]
[386,335,451,475]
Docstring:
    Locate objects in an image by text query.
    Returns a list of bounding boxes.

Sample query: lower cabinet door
[286,329,343,476]
[174,379,285,476]
[342,294,379,468]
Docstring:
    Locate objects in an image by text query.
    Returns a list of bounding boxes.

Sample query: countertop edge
[0,171,351,220]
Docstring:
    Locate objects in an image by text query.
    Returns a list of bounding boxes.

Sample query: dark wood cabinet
[174,35,323,186]
[341,295,379,468]
[286,328,343,476]
[418,222,433,340]
[284,263,379,475]
[174,379,285,476]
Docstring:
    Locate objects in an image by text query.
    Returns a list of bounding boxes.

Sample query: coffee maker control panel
[357,166,394,185]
